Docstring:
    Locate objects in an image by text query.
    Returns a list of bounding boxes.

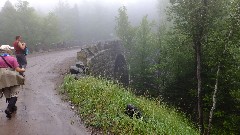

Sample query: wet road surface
[0,49,90,135]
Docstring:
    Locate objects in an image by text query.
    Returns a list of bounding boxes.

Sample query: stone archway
[113,54,129,85]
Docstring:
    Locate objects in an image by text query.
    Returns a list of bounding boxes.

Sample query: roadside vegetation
[63,75,198,135]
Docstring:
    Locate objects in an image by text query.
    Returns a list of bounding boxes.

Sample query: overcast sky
[0,0,167,27]
[0,0,162,22]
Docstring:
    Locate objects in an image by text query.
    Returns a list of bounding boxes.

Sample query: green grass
[63,75,199,135]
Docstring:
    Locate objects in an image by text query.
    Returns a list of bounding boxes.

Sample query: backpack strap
[0,56,13,68]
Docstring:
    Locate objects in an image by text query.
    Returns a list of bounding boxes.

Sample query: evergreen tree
[0,0,18,44]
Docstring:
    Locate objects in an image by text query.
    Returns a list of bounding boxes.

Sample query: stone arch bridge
[77,41,129,85]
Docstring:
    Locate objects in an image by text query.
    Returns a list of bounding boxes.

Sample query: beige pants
[0,86,20,98]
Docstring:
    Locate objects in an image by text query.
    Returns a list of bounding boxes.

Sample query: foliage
[39,12,61,47]
[115,6,136,57]
[115,2,240,134]
[0,1,18,44]
[163,0,240,134]
[0,0,61,51]
[0,0,117,51]
[63,75,198,135]
[115,7,158,93]
[130,16,157,92]
[53,1,78,41]
[15,1,42,47]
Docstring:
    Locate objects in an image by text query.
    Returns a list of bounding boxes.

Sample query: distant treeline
[0,0,118,52]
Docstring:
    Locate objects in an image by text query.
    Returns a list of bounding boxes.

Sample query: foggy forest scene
[0,0,239,135]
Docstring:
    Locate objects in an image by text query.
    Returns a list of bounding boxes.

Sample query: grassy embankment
[63,75,198,135]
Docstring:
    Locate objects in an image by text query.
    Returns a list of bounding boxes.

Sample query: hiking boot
[5,97,18,119]
[5,108,12,119]
[12,106,17,112]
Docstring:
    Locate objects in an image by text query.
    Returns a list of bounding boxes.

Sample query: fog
[0,0,169,43]
[0,0,162,24]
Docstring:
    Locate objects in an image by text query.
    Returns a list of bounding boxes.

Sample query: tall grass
[63,75,198,135]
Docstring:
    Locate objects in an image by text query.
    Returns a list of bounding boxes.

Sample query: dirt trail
[0,49,90,135]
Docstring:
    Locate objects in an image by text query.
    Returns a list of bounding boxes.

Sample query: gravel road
[0,49,90,135]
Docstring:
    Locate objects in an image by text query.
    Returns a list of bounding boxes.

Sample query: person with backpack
[13,36,27,69]
[0,45,25,119]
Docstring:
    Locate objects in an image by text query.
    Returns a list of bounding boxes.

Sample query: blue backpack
[24,47,29,55]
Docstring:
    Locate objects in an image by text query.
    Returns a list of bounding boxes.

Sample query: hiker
[0,45,25,119]
[13,36,27,69]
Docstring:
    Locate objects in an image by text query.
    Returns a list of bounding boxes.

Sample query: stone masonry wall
[76,40,128,84]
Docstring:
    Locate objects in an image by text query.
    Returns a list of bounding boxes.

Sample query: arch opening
[113,54,129,85]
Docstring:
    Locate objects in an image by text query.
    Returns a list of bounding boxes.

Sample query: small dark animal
[125,104,142,119]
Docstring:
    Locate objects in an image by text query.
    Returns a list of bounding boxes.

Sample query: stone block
[89,45,98,54]
[77,51,87,65]
[76,61,85,69]
[70,66,84,74]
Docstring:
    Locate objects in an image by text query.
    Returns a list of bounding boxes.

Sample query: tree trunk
[206,30,232,135]
[196,41,204,135]
[197,1,207,134]
[207,64,220,135]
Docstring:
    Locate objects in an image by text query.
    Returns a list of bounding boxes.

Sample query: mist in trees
[0,0,239,134]
[0,0,61,51]
[0,0,160,51]
[116,0,240,134]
